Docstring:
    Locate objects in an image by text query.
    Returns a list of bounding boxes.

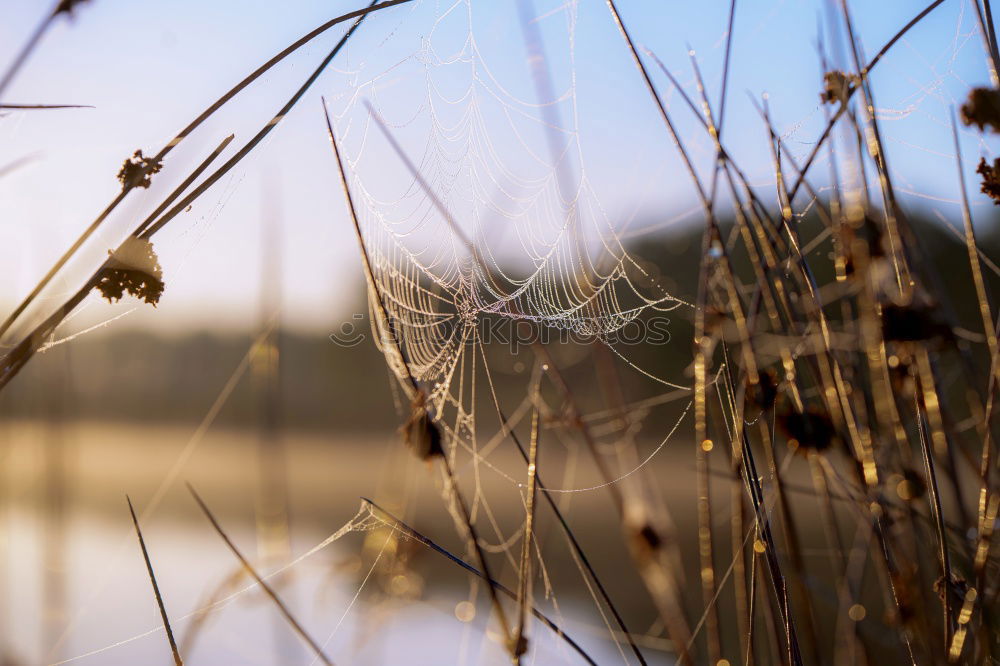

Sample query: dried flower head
[629,522,663,562]
[934,574,969,607]
[881,303,950,344]
[961,87,1000,133]
[821,70,853,105]
[977,157,1000,205]
[94,237,164,306]
[746,368,779,412]
[117,149,162,191]
[54,0,89,16]
[777,404,835,453]
[510,636,529,658]
[401,391,444,461]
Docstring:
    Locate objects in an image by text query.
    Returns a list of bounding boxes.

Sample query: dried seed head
[881,303,950,344]
[633,523,662,556]
[746,368,778,411]
[961,87,1000,133]
[95,237,164,306]
[977,157,1000,205]
[401,393,444,461]
[934,574,969,606]
[857,215,887,258]
[117,149,163,191]
[54,0,89,16]
[777,405,835,453]
[821,70,853,106]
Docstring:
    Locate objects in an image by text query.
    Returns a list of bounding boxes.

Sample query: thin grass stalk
[695,379,722,664]
[972,0,1000,87]
[532,346,695,664]
[756,106,848,665]
[732,457,751,666]
[985,0,1000,76]
[746,543,758,665]
[725,364,803,666]
[322,100,416,399]
[0,103,91,110]
[715,0,738,137]
[914,351,956,650]
[361,498,599,666]
[513,406,541,662]
[752,535,784,664]
[819,455,924,663]
[477,349,649,666]
[975,317,1000,608]
[598,12,737,658]
[126,497,183,666]
[188,485,334,666]
[438,452,516,654]
[840,1,913,292]
[952,114,1000,618]
[325,103,517,655]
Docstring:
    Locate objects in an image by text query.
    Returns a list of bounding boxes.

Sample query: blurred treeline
[2,209,998,431]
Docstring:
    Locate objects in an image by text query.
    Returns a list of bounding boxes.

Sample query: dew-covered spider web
[325,0,690,412]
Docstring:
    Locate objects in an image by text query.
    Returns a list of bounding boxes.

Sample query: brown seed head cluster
[821,70,853,106]
[117,149,163,191]
[54,0,89,16]
[961,87,1000,133]
[401,392,444,461]
[94,237,165,306]
[977,157,1000,205]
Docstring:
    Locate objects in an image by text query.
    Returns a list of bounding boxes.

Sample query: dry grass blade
[512,404,541,661]
[187,484,335,666]
[952,118,1000,623]
[533,344,695,663]
[479,350,649,666]
[0,154,38,179]
[126,496,183,666]
[972,0,1000,87]
[0,103,92,110]
[321,98,417,400]
[361,498,599,666]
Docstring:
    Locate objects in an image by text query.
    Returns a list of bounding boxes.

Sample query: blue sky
[0,0,994,334]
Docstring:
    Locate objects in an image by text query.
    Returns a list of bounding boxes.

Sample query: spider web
[327,0,688,411]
